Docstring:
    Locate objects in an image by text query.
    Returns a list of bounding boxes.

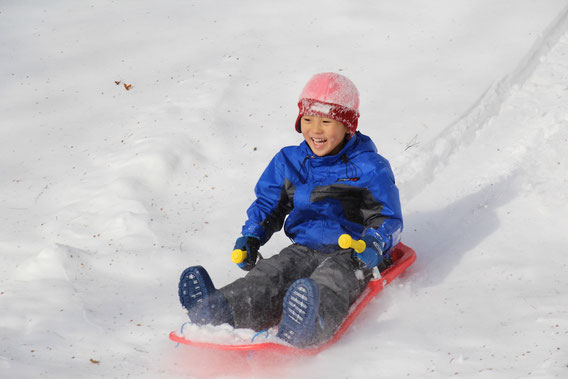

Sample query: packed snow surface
[1,1,568,378]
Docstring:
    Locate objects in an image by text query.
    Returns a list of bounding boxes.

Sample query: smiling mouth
[311,137,327,147]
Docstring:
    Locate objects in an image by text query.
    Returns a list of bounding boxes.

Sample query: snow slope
[1,1,568,378]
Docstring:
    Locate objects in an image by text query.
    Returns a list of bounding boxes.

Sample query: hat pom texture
[295,73,360,136]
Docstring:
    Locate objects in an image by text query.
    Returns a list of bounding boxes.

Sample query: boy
[178,72,403,347]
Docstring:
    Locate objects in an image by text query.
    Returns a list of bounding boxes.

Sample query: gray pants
[219,244,371,343]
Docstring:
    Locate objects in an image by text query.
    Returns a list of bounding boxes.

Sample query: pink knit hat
[295,72,360,136]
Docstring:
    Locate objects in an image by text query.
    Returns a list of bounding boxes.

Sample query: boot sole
[178,265,215,311]
[277,278,320,347]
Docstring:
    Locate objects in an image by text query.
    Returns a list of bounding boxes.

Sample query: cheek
[330,130,346,142]
[328,135,340,144]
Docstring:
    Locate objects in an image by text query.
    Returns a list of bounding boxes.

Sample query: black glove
[233,236,260,271]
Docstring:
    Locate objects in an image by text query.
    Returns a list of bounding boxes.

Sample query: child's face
[300,115,349,156]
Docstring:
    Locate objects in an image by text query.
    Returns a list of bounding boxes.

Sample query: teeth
[312,138,326,143]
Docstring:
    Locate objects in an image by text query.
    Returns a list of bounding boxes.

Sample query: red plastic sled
[169,243,416,355]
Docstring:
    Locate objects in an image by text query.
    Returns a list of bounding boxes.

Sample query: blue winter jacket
[241,132,403,253]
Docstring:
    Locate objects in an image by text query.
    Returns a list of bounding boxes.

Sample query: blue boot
[178,266,233,326]
[277,278,322,347]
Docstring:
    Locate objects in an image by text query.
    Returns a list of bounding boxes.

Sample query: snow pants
[219,244,372,343]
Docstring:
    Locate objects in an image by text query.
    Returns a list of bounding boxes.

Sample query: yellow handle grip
[338,234,366,253]
[231,249,247,264]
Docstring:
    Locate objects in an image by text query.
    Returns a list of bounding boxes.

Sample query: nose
[312,119,324,132]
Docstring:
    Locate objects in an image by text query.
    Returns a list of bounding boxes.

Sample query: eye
[303,117,311,122]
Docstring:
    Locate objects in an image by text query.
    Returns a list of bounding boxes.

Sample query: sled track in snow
[397,4,568,202]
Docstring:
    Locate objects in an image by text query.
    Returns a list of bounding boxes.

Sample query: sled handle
[231,249,247,264]
[338,234,366,253]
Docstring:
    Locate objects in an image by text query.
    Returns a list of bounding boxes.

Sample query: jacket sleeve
[241,151,293,245]
[362,159,403,253]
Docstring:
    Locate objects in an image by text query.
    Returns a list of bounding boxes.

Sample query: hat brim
[295,99,359,135]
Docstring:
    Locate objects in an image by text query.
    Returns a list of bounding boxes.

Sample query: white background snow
[1,0,568,378]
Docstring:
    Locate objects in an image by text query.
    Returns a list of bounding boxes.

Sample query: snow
[177,323,276,346]
[1,0,568,377]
